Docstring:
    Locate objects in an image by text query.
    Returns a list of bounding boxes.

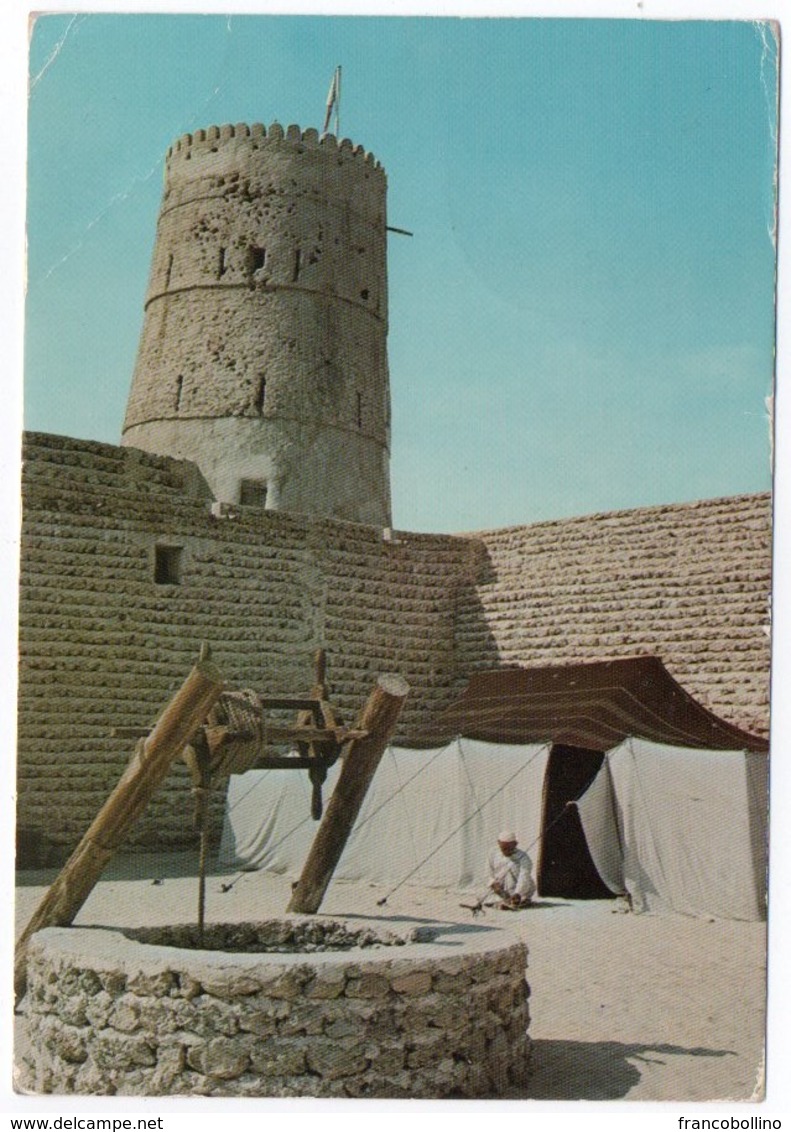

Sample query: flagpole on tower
[322,65,342,136]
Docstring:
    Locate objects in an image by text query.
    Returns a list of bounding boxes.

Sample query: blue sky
[24,14,778,532]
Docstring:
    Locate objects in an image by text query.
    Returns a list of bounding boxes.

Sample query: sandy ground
[13,851,767,1103]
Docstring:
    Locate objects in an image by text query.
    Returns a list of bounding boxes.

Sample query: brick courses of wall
[18,432,483,864]
[457,494,772,739]
[17,432,771,865]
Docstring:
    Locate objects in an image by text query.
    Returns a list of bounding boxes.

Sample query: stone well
[23,917,530,1098]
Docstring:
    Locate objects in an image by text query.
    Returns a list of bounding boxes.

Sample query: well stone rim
[28,915,521,980]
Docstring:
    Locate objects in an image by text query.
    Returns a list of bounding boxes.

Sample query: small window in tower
[247,246,266,274]
[357,392,363,429]
[255,375,266,414]
[218,247,228,278]
[164,253,174,289]
[239,479,268,508]
[154,545,183,585]
[293,248,302,282]
[175,375,184,411]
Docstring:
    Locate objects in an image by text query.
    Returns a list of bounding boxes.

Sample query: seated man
[488,830,536,909]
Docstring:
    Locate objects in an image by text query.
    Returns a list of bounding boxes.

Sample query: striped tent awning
[408,656,768,753]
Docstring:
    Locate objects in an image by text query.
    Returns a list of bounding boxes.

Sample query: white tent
[219,738,551,892]
[575,737,768,921]
[219,733,768,920]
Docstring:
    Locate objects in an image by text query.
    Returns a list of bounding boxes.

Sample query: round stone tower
[122,122,392,526]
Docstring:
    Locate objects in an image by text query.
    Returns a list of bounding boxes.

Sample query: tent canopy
[408,656,767,753]
[220,659,768,920]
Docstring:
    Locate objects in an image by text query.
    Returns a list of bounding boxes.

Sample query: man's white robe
[488,846,536,902]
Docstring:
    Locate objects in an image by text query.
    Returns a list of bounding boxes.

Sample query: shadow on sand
[15,851,231,889]
[527,1039,736,1100]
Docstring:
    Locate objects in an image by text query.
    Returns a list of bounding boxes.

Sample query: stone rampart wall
[18,433,482,863]
[458,494,772,738]
[17,433,772,864]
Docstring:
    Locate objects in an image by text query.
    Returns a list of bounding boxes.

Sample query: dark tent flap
[409,656,768,753]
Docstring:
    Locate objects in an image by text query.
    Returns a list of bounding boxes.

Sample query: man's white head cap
[498,830,517,844]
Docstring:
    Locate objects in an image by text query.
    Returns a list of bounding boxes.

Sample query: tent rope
[463,778,605,915]
[218,810,314,892]
[219,743,450,891]
[458,737,485,813]
[380,746,422,868]
[335,742,452,835]
[376,743,551,906]
[225,766,273,816]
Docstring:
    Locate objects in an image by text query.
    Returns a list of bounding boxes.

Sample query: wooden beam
[15,652,225,1003]
[258,697,323,712]
[248,755,336,770]
[260,725,367,744]
[113,724,368,745]
[287,673,410,914]
[297,648,334,819]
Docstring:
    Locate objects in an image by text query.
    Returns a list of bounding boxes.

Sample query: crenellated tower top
[164,121,384,171]
[122,120,392,527]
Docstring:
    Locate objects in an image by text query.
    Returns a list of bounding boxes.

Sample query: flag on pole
[322,66,341,135]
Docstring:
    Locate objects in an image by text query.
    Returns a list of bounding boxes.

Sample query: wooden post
[15,651,225,1002]
[287,673,409,915]
[299,648,330,820]
[187,729,214,948]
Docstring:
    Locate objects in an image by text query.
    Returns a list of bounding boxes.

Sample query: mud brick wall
[457,494,772,738]
[17,432,771,864]
[18,433,482,864]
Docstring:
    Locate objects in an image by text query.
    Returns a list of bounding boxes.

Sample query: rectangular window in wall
[154,544,183,585]
[239,479,268,508]
[247,246,266,275]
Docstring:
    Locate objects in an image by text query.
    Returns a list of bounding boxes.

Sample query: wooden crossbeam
[248,755,341,770]
[258,697,323,712]
[112,724,367,746]
[110,651,351,824]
